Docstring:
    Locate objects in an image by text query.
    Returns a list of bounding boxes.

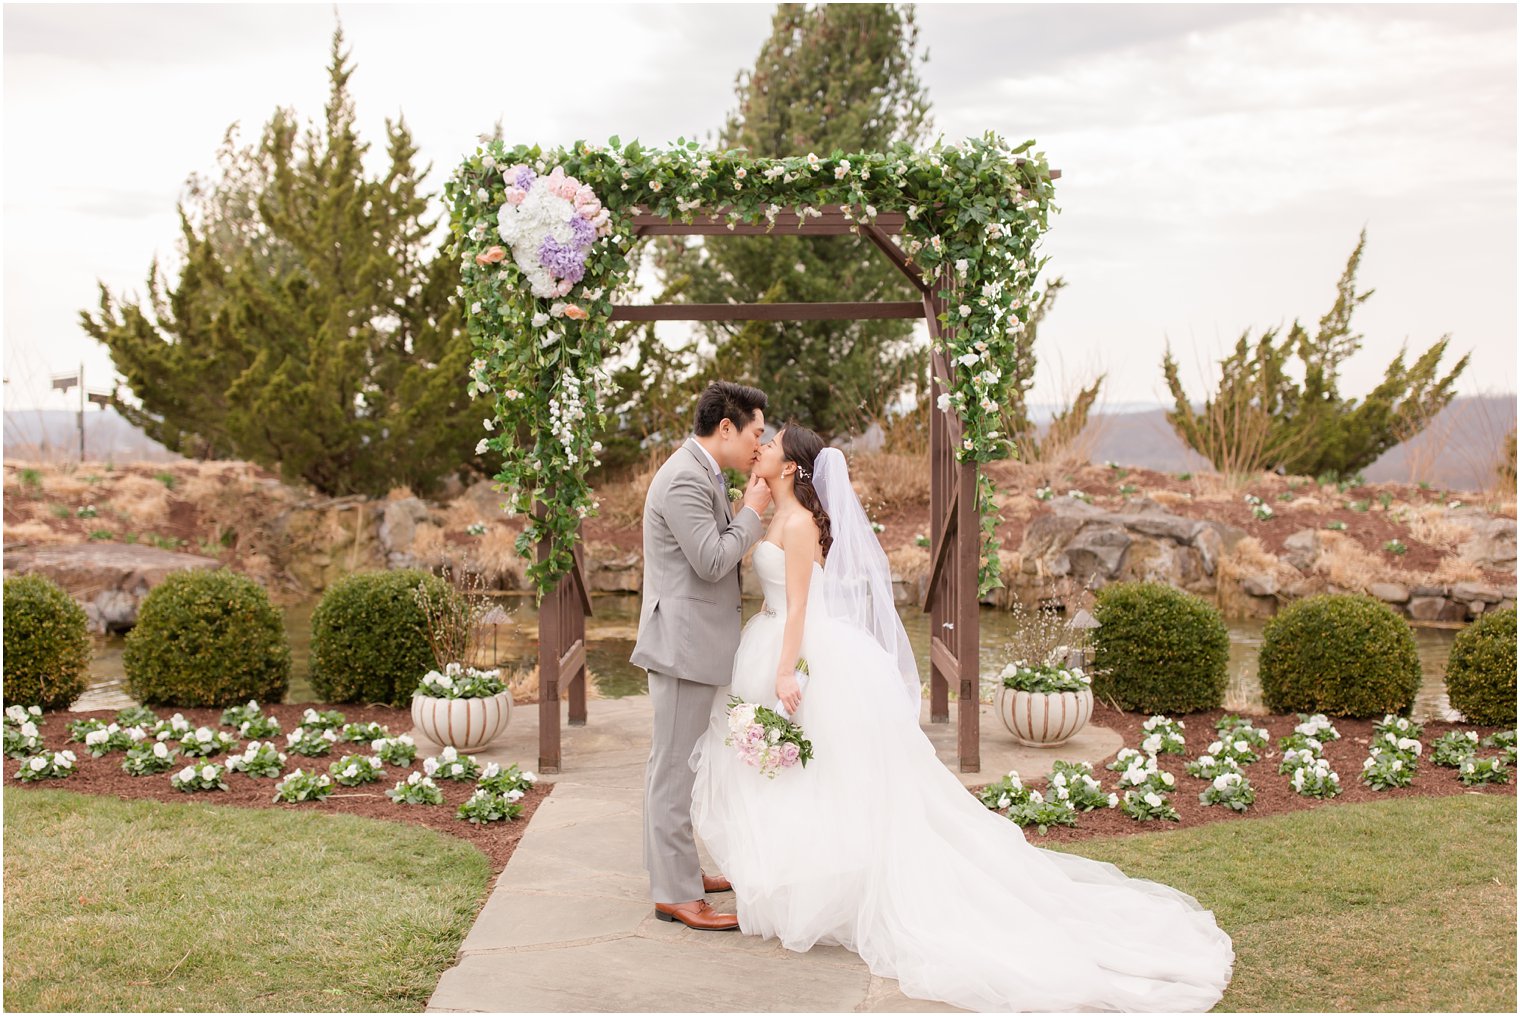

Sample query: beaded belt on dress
[761,605,777,617]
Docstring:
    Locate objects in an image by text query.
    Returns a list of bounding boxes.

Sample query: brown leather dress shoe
[653,899,739,931]
[701,872,733,894]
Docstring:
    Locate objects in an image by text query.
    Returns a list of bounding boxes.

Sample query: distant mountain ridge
[6,396,1515,491]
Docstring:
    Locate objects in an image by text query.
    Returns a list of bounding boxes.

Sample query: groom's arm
[663,473,763,584]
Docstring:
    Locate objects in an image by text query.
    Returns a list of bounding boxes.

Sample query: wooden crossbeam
[559,638,586,684]
[921,479,960,612]
[610,302,924,322]
[861,223,929,295]
[629,204,905,236]
[929,636,960,686]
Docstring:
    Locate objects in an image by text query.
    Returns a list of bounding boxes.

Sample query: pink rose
[505,188,526,206]
[780,742,800,765]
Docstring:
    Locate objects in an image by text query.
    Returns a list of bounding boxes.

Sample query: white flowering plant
[219,700,264,728]
[122,740,179,776]
[1431,731,1481,768]
[1120,788,1180,822]
[286,727,340,757]
[341,722,389,743]
[477,761,538,797]
[449,134,1055,598]
[273,768,333,803]
[1140,715,1186,755]
[114,705,157,728]
[1372,731,1423,764]
[1048,760,1115,812]
[1105,747,1148,773]
[998,662,1090,695]
[1291,712,1341,742]
[1373,714,1423,740]
[1278,731,1327,756]
[15,749,76,782]
[1214,716,1268,750]
[1288,756,1342,798]
[1205,737,1260,767]
[976,770,1078,834]
[416,663,507,699]
[67,717,107,743]
[5,704,43,727]
[171,762,229,792]
[151,713,192,740]
[227,740,287,778]
[1118,759,1177,797]
[423,746,482,782]
[372,734,418,767]
[299,708,347,732]
[1276,747,1322,776]
[1360,750,1415,790]
[84,723,143,757]
[178,726,237,758]
[238,713,282,739]
[1198,771,1255,812]
[4,719,45,760]
[330,754,386,787]
[1458,756,1509,786]
[387,771,444,805]
[457,787,524,824]
[1188,753,1244,781]
[1482,729,1516,751]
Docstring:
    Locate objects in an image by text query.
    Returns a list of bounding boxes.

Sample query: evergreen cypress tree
[82,27,479,496]
[645,3,933,436]
[1162,231,1470,479]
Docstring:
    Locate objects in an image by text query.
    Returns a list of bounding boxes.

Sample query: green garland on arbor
[447,133,1056,598]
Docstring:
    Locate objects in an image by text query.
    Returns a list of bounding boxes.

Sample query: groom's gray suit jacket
[631,438,764,686]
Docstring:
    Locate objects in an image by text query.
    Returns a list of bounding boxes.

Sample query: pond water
[86,593,1461,721]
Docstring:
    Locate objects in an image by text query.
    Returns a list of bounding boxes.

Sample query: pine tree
[1161,231,1470,479]
[81,27,480,496]
[644,3,933,436]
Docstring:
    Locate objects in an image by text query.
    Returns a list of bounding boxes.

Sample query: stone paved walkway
[422,697,1121,1013]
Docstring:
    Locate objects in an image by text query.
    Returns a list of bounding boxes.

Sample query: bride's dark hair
[780,424,833,559]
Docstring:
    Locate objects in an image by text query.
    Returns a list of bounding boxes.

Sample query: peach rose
[474,246,507,266]
[563,304,588,321]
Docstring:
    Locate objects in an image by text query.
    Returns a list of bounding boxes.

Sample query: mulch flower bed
[5,703,549,876]
[988,702,1515,845]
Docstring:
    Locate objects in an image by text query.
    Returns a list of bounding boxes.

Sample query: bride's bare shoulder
[779,509,820,557]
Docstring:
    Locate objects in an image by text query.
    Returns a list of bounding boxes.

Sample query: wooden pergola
[534,196,1055,774]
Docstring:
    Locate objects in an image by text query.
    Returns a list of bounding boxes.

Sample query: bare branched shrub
[413,566,494,671]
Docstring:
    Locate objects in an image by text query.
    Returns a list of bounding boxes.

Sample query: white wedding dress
[690,540,1235,1013]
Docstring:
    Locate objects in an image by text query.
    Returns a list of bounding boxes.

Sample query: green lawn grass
[1054,795,1517,1013]
[3,790,489,1012]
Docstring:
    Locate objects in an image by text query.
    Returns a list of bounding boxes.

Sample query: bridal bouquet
[725,697,813,779]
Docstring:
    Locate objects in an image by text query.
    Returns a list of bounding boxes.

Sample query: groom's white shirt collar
[691,438,722,480]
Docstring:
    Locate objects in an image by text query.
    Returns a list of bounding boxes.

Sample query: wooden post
[537,515,562,774]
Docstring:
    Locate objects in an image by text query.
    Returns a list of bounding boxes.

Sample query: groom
[631,380,771,931]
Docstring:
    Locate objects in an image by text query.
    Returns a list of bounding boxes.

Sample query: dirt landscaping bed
[5,703,549,876]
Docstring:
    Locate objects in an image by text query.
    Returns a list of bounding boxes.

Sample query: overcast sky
[3,2,1515,418]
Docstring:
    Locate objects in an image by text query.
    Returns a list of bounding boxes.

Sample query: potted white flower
[410,662,512,753]
[994,660,1094,748]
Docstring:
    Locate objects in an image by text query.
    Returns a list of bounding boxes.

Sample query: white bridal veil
[810,448,922,717]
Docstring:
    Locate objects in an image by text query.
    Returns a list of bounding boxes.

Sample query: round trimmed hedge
[1444,607,1516,726]
[124,569,290,707]
[3,574,92,710]
[1258,593,1420,718]
[1090,582,1230,713]
[309,569,450,707]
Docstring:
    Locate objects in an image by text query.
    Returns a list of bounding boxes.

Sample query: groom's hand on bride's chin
[742,473,772,517]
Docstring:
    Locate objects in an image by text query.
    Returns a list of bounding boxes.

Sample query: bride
[689,425,1235,1013]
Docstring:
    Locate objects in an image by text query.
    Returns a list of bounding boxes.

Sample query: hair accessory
[795,464,811,482]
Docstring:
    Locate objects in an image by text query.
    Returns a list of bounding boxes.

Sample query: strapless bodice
[752,540,823,620]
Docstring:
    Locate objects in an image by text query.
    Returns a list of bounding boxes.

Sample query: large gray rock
[1282,529,1321,571]
[2,542,223,633]
[1063,524,1132,583]
[1369,582,1411,604]
[1457,516,1517,572]
[1407,596,1467,623]
[1452,581,1508,604]
[379,497,432,566]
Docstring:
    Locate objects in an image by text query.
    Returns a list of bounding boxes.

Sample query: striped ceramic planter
[996,684,1094,748]
[410,690,513,753]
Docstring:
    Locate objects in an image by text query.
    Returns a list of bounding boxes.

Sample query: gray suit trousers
[643,669,721,904]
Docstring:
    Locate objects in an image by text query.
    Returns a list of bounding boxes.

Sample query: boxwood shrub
[3,574,92,710]
[1445,607,1516,726]
[1090,581,1230,713]
[124,569,290,707]
[309,569,450,707]
[1258,593,1420,717]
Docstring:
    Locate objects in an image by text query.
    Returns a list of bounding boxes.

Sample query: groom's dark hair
[694,381,768,437]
